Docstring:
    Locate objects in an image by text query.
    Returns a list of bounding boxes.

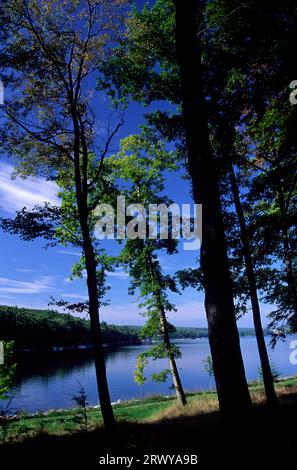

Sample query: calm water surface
[7,335,297,412]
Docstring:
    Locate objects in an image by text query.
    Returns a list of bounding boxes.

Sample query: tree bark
[229,163,279,407]
[147,250,187,406]
[69,98,115,429]
[158,304,187,406]
[79,214,116,429]
[173,0,252,417]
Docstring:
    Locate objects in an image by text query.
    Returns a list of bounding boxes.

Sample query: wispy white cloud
[106,270,129,280]
[0,275,55,295]
[57,250,82,257]
[65,268,129,282]
[61,293,88,300]
[0,162,59,214]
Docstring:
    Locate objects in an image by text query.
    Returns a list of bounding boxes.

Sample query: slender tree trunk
[173,0,251,417]
[158,304,187,406]
[229,163,279,406]
[147,250,187,406]
[79,215,116,429]
[70,102,115,429]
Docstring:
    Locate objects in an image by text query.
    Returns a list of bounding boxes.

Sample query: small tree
[111,132,187,406]
[71,383,89,432]
[0,342,16,401]
[0,342,17,445]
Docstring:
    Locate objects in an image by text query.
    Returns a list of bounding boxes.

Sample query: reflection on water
[5,336,297,412]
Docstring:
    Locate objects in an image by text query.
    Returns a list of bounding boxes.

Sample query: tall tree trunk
[80,216,116,429]
[229,163,279,406]
[71,104,115,429]
[158,303,187,406]
[173,0,251,417]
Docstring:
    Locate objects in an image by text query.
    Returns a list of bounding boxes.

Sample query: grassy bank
[1,377,297,467]
[1,376,297,444]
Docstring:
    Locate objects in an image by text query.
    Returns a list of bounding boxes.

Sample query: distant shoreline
[1,304,273,352]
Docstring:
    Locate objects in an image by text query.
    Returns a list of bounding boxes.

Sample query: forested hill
[0,305,259,349]
[144,326,257,339]
[0,305,141,349]
[169,326,258,339]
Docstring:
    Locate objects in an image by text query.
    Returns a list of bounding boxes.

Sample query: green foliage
[0,342,16,400]
[100,0,297,337]
[99,0,177,106]
[134,343,181,387]
[110,130,185,393]
[0,305,140,349]
[151,370,171,384]
[134,348,171,386]
[0,342,17,445]
[71,384,89,432]
[0,396,19,445]
[134,353,148,386]
[169,327,208,339]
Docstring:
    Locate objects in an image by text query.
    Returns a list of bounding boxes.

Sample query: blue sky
[0,73,214,327]
[0,99,273,328]
[0,154,204,326]
[0,154,274,328]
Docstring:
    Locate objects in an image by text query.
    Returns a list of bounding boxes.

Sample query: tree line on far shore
[0,305,140,348]
[0,305,261,348]
[0,306,254,349]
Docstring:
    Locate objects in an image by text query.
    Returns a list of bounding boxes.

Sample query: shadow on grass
[1,392,297,468]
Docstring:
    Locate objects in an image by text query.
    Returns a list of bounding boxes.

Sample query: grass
[1,378,297,467]
[2,375,297,444]
[2,396,178,441]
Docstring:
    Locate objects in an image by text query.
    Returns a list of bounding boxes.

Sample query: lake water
[6,335,297,413]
